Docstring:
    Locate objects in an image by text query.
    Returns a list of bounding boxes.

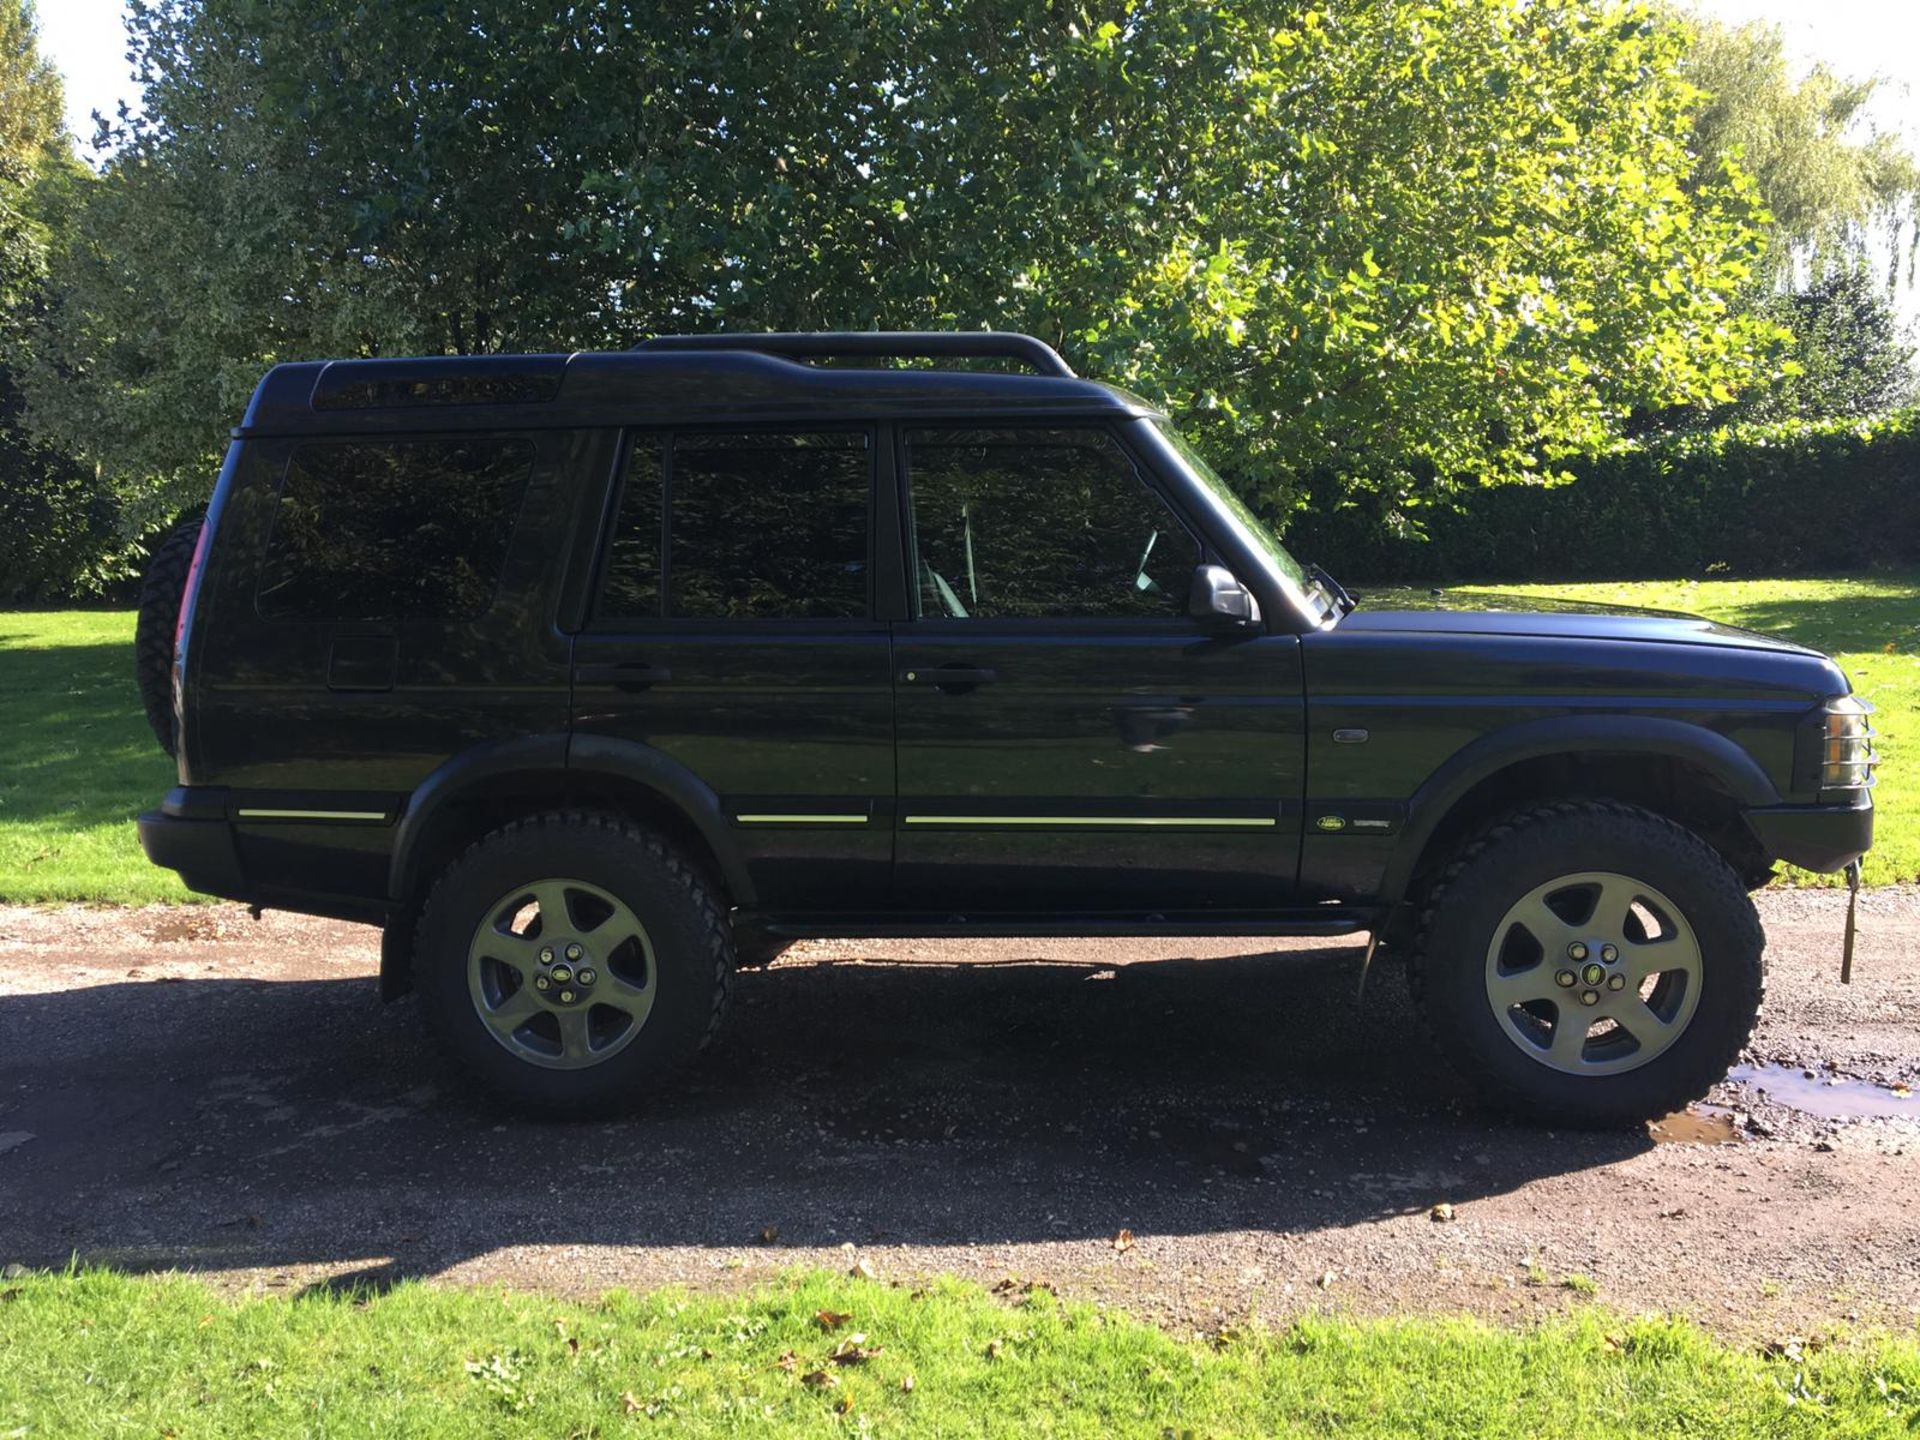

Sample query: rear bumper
[1745,798,1874,874]
[137,786,248,901]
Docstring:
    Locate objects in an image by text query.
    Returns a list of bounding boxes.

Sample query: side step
[747,910,1379,940]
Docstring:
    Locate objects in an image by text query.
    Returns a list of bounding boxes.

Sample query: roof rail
[633,330,1076,379]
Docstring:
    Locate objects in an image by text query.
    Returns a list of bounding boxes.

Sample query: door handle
[902,665,997,690]
[576,661,673,689]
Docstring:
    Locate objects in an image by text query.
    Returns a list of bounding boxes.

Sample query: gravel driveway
[1,889,1915,1338]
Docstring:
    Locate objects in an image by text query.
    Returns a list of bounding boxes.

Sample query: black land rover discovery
[135,332,1875,1125]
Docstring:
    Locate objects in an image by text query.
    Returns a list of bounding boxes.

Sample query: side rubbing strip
[735,814,871,824]
[902,815,1277,827]
[236,808,388,822]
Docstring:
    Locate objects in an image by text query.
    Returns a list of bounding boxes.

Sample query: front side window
[257,437,534,621]
[905,427,1198,619]
[597,430,871,621]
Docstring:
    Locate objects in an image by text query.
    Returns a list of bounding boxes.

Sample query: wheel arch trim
[1381,714,1782,902]
[387,733,756,909]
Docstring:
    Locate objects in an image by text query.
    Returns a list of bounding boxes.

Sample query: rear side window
[256,437,535,621]
[597,430,870,621]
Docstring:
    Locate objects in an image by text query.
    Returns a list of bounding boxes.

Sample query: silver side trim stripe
[735,814,871,824]
[236,808,388,822]
[903,815,1277,828]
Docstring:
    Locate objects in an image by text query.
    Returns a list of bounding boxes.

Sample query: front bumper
[1745,797,1874,874]
[137,786,248,900]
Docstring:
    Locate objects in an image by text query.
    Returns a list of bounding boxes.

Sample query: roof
[235,337,1161,437]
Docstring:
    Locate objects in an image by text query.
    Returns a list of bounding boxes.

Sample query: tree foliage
[1680,14,1919,290]
[1737,267,1916,423]
[0,0,134,601]
[25,0,1786,531]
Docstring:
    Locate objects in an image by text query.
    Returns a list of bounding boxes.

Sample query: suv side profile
[137,332,1875,1125]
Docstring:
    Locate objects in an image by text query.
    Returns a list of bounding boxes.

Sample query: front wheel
[1410,802,1764,1128]
[413,812,733,1114]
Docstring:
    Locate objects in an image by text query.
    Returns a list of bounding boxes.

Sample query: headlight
[1821,695,1878,794]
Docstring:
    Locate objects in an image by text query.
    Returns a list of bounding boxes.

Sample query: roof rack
[633,330,1076,379]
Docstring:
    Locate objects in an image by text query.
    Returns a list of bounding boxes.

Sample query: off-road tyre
[133,515,204,757]
[1410,801,1764,1128]
[413,811,733,1115]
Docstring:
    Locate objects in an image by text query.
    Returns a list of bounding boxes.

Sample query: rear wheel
[133,515,204,757]
[1411,801,1764,1127]
[413,812,732,1114]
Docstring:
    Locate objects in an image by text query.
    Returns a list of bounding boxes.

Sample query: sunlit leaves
[19,0,1790,537]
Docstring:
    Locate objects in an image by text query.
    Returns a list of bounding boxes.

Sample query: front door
[571,426,894,910]
[891,423,1306,911]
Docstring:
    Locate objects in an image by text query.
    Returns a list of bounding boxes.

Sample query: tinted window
[257,437,534,621]
[906,427,1198,619]
[598,430,870,620]
[598,439,664,619]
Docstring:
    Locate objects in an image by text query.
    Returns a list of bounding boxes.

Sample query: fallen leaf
[834,1390,855,1414]
[815,1309,853,1331]
[801,1369,839,1390]
[1316,1270,1338,1290]
[1112,1229,1135,1254]
[849,1258,877,1281]
[758,1224,780,1244]
[1429,1203,1454,1223]
[1601,1333,1624,1353]
[831,1334,883,1365]
[985,1339,1005,1359]
[566,1337,579,1356]
[621,1391,642,1414]
[774,1350,798,1372]
[900,1375,916,1393]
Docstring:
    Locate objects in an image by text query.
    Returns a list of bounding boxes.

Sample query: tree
[1680,14,1919,290]
[0,0,130,601]
[24,0,1786,534]
[1738,267,1916,422]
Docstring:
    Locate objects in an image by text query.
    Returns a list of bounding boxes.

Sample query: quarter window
[598,430,871,621]
[257,437,534,621]
[905,427,1198,619]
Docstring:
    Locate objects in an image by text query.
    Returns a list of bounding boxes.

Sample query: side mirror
[1188,564,1262,627]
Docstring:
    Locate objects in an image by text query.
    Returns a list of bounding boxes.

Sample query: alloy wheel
[1483,870,1704,1076]
[466,878,658,1070]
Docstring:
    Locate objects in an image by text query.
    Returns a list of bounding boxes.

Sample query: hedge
[1281,410,1920,583]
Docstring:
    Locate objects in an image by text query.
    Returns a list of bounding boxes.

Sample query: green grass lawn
[0,1269,1915,1437]
[0,610,186,904]
[0,579,1914,905]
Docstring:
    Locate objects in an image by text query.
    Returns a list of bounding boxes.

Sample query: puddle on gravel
[1648,1108,1741,1145]
[1726,1063,1919,1123]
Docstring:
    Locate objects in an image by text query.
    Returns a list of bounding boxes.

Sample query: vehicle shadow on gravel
[0,943,1652,1279]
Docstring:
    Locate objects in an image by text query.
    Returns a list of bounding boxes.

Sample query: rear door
[891,423,1306,911]
[571,426,894,910]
